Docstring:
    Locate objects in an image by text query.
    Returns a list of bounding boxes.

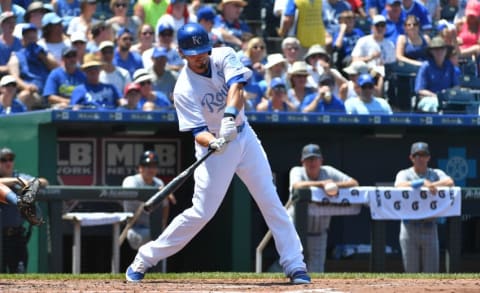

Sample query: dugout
[1,110,480,273]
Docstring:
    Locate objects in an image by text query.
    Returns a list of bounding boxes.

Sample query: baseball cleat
[289,270,311,284]
[126,257,147,283]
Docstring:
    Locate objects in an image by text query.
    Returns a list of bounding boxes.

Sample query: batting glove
[208,137,227,154]
[219,117,237,142]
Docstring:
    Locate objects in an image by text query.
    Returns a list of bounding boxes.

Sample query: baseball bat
[118,203,145,246]
[143,148,216,213]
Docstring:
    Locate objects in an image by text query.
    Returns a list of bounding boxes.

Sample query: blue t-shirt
[55,0,81,29]
[383,12,405,44]
[301,92,346,113]
[333,28,364,57]
[70,82,121,109]
[113,50,144,78]
[138,91,172,109]
[0,99,27,115]
[0,37,22,65]
[43,67,87,100]
[415,58,460,94]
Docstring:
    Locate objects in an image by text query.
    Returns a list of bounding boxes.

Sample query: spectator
[214,0,250,50]
[130,24,155,55]
[414,36,460,112]
[264,53,288,91]
[301,74,346,113]
[134,0,168,30]
[0,1,26,25]
[396,15,430,67]
[70,53,122,109]
[38,12,70,64]
[344,73,393,114]
[107,0,141,43]
[351,15,396,77]
[289,143,358,272]
[383,0,405,45]
[118,82,141,111]
[51,0,81,31]
[332,10,365,70]
[43,46,86,109]
[149,47,177,100]
[394,142,454,273]
[323,0,352,37]
[13,1,50,40]
[133,68,172,110]
[122,150,176,249]
[243,37,267,83]
[143,23,184,72]
[66,0,99,38]
[436,20,459,64]
[457,0,480,58]
[0,12,22,76]
[113,28,144,78]
[99,40,132,99]
[0,75,27,115]
[420,0,441,22]
[85,21,113,53]
[8,24,58,110]
[287,61,315,110]
[256,77,297,112]
[70,31,87,65]
[365,0,386,19]
[278,0,327,50]
[196,5,223,47]
[401,0,432,31]
[156,0,190,43]
[0,147,48,273]
[339,60,380,100]
[281,37,302,68]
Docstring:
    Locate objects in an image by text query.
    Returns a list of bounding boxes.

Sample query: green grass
[0,272,479,280]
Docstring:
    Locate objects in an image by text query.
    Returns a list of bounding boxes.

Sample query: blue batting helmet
[177,23,211,56]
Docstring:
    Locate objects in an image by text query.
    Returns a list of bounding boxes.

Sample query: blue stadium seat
[438,88,479,114]
[460,75,480,89]
[385,61,419,112]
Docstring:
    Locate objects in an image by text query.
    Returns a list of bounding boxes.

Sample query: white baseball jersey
[173,47,252,134]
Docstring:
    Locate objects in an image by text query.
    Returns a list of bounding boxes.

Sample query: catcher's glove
[17,177,44,226]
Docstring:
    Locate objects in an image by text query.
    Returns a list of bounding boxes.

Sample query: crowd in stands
[1,0,480,116]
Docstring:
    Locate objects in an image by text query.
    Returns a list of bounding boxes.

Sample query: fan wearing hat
[0,75,27,115]
[351,14,396,75]
[70,53,122,109]
[141,23,184,72]
[414,36,460,113]
[394,142,454,273]
[7,23,58,110]
[256,77,297,112]
[85,21,113,54]
[66,0,99,38]
[43,46,87,109]
[196,6,223,47]
[215,0,250,50]
[155,0,190,44]
[16,1,51,39]
[339,60,383,101]
[264,53,288,93]
[133,68,172,110]
[344,73,392,114]
[0,11,22,76]
[287,61,315,110]
[38,12,70,64]
[118,83,142,110]
[289,143,358,272]
[149,47,177,100]
[301,74,346,113]
[303,44,347,91]
[98,40,132,101]
[113,28,144,78]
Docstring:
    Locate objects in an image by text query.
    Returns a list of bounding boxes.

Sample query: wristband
[224,106,238,118]
[411,179,424,188]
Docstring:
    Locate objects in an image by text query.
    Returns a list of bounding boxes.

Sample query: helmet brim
[182,44,212,56]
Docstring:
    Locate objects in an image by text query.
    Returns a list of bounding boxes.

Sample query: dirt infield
[1,277,480,292]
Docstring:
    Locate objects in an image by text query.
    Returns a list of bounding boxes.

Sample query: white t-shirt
[344,96,393,114]
[38,39,71,64]
[351,35,396,67]
[100,67,132,96]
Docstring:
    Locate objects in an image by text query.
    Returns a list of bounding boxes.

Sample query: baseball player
[289,144,359,272]
[394,142,454,273]
[126,23,311,284]
[122,150,176,250]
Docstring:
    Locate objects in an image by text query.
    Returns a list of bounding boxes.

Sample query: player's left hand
[219,117,237,142]
[208,137,227,154]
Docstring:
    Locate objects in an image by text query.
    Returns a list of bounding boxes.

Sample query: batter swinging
[126,23,310,284]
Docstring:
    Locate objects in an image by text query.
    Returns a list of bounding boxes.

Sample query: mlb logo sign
[57,138,96,185]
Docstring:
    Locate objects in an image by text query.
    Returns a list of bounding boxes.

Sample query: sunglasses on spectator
[406,22,419,27]
[0,157,14,162]
[121,37,133,41]
[361,84,374,89]
[272,86,286,92]
[140,80,152,86]
[160,31,174,37]
[115,3,127,8]
[252,45,265,50]
[142,31,154,36]
[375,23,386,28]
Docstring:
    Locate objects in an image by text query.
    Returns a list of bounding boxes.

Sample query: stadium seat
[460,75,480,89]
[438,88,479,114]
[385,61,419,112]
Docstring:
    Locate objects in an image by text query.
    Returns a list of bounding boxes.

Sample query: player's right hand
[208,137,227,154]
[219,117,237,142]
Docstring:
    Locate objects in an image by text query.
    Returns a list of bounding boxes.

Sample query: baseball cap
[0,75,17,87]
[288,61,309,76]
[157,23,174,34]
[357,73,375,87]
[99,40,114,51]
[318,74,334,86]
[22,23,37,34]
[124,82,141,96]
[0,11,16,25]
[0,147,15,160]
[133,68,153,83]
[410,142,430,156]
[196,6,216,22]
[218,0,248,11]
[42,12,62,27]
[270,77,286,89]
[139,150,159,166]
[61,46,77,57]
[152,47,168,59]
[304,44,329,62]
[372,15,387,25]
[344,61,370,75]
[116,27,131,39]
[386,0,401,5]
[301,144,322,161]
[70,31,87,43]
[265,53,286,69]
